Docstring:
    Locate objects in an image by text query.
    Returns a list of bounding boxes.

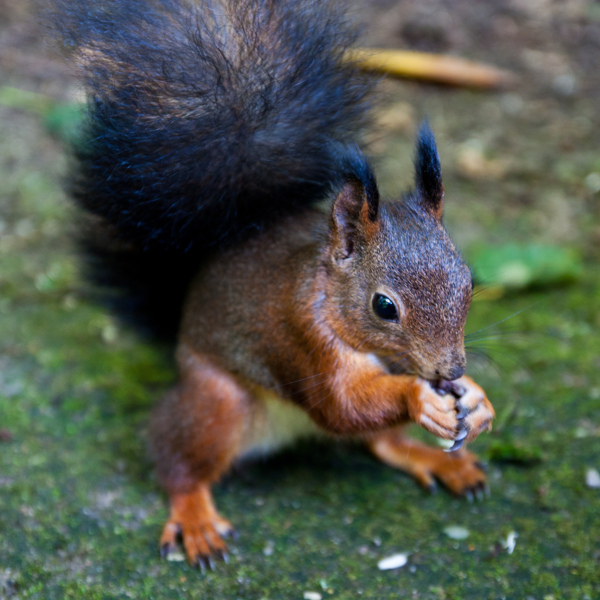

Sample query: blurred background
[1,0,599,598]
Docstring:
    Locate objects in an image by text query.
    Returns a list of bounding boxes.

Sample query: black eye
[372,294,399,321]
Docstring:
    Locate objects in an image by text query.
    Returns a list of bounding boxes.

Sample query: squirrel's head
[325,123,472,381]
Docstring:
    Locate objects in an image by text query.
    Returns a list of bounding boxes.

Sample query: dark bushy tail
[50,0,374,338]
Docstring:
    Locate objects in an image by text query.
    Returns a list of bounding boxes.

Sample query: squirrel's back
[51,0,375,337]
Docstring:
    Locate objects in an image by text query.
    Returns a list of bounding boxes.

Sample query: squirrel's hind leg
[365,427,488,500]
[150,345,251,568]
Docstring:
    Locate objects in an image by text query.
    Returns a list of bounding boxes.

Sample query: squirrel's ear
[331,175,379,262]
[414,121,444,219]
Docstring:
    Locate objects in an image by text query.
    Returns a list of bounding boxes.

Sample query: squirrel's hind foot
[159,484,235,569]
[367,430,489,499]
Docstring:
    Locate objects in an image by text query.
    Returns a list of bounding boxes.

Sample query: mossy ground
[1,1,599,599]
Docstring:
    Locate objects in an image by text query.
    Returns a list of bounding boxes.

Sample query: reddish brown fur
[150,345,252,491]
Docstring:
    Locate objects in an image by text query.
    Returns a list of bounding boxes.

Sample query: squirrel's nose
[434,364,465,381]
[445,364,466,381]
[435,350,466,380]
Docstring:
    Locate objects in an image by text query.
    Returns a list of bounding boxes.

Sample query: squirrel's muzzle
[434,348,467,380]
[443,363,466,381]
[416,347,466,381]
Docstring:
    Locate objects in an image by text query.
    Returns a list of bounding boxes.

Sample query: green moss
[487,439,543,465]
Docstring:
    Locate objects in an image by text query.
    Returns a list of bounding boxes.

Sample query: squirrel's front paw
[409,376,494,450]
[446,375,494,450]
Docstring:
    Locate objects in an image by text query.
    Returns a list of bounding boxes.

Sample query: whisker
[465,330,526,343]
[283,372,328,386]
[298,378,330,393]
[468,342,523,354]
[284,376,330,400]
[466,349,503,376]
[301,342,323,368]
[465,303,538,338]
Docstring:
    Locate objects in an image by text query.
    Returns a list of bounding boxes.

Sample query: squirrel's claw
[460,479,489,502]
[220,525,238,541]
[456,405,470,420]
[160,542,174,560]
[447,467,490,501]
[433,379,466,398]
[194,546,231,572]
[445,421,469,452]
[196,554,216,572]
[446,438,465,452]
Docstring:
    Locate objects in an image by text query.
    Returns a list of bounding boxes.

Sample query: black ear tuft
[415,121,444,216]
[335,145,379,221]
[330,146,380,262]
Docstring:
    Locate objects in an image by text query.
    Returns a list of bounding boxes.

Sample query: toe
[159,520,181,560]
[436,452,488,497]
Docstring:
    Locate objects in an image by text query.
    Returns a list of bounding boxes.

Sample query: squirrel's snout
[414,356,465,381]
[441,364,466,381]
[432,349,466,381]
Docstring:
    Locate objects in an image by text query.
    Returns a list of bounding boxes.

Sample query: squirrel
[52,0,495,569]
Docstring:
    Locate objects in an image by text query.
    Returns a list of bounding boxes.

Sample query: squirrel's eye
[372,294,399,321]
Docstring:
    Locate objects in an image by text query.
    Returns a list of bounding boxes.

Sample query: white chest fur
[239,390,325,460]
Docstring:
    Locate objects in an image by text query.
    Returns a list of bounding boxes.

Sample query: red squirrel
[52,0,495,569]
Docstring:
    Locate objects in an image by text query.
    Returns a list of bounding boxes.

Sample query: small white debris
[586,468,600,489]
[553,73,577,96]
[101,323,119,344]
[303,592,322,600]
[263,540,275,556]
[436,438,455,449]
[166,550,185,562]
[443,525,470,540]
[503,531,518,554]
[377,553,409,571]
[586,172,600,193]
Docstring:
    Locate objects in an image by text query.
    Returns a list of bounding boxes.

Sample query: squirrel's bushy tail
[51,0,374,338]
